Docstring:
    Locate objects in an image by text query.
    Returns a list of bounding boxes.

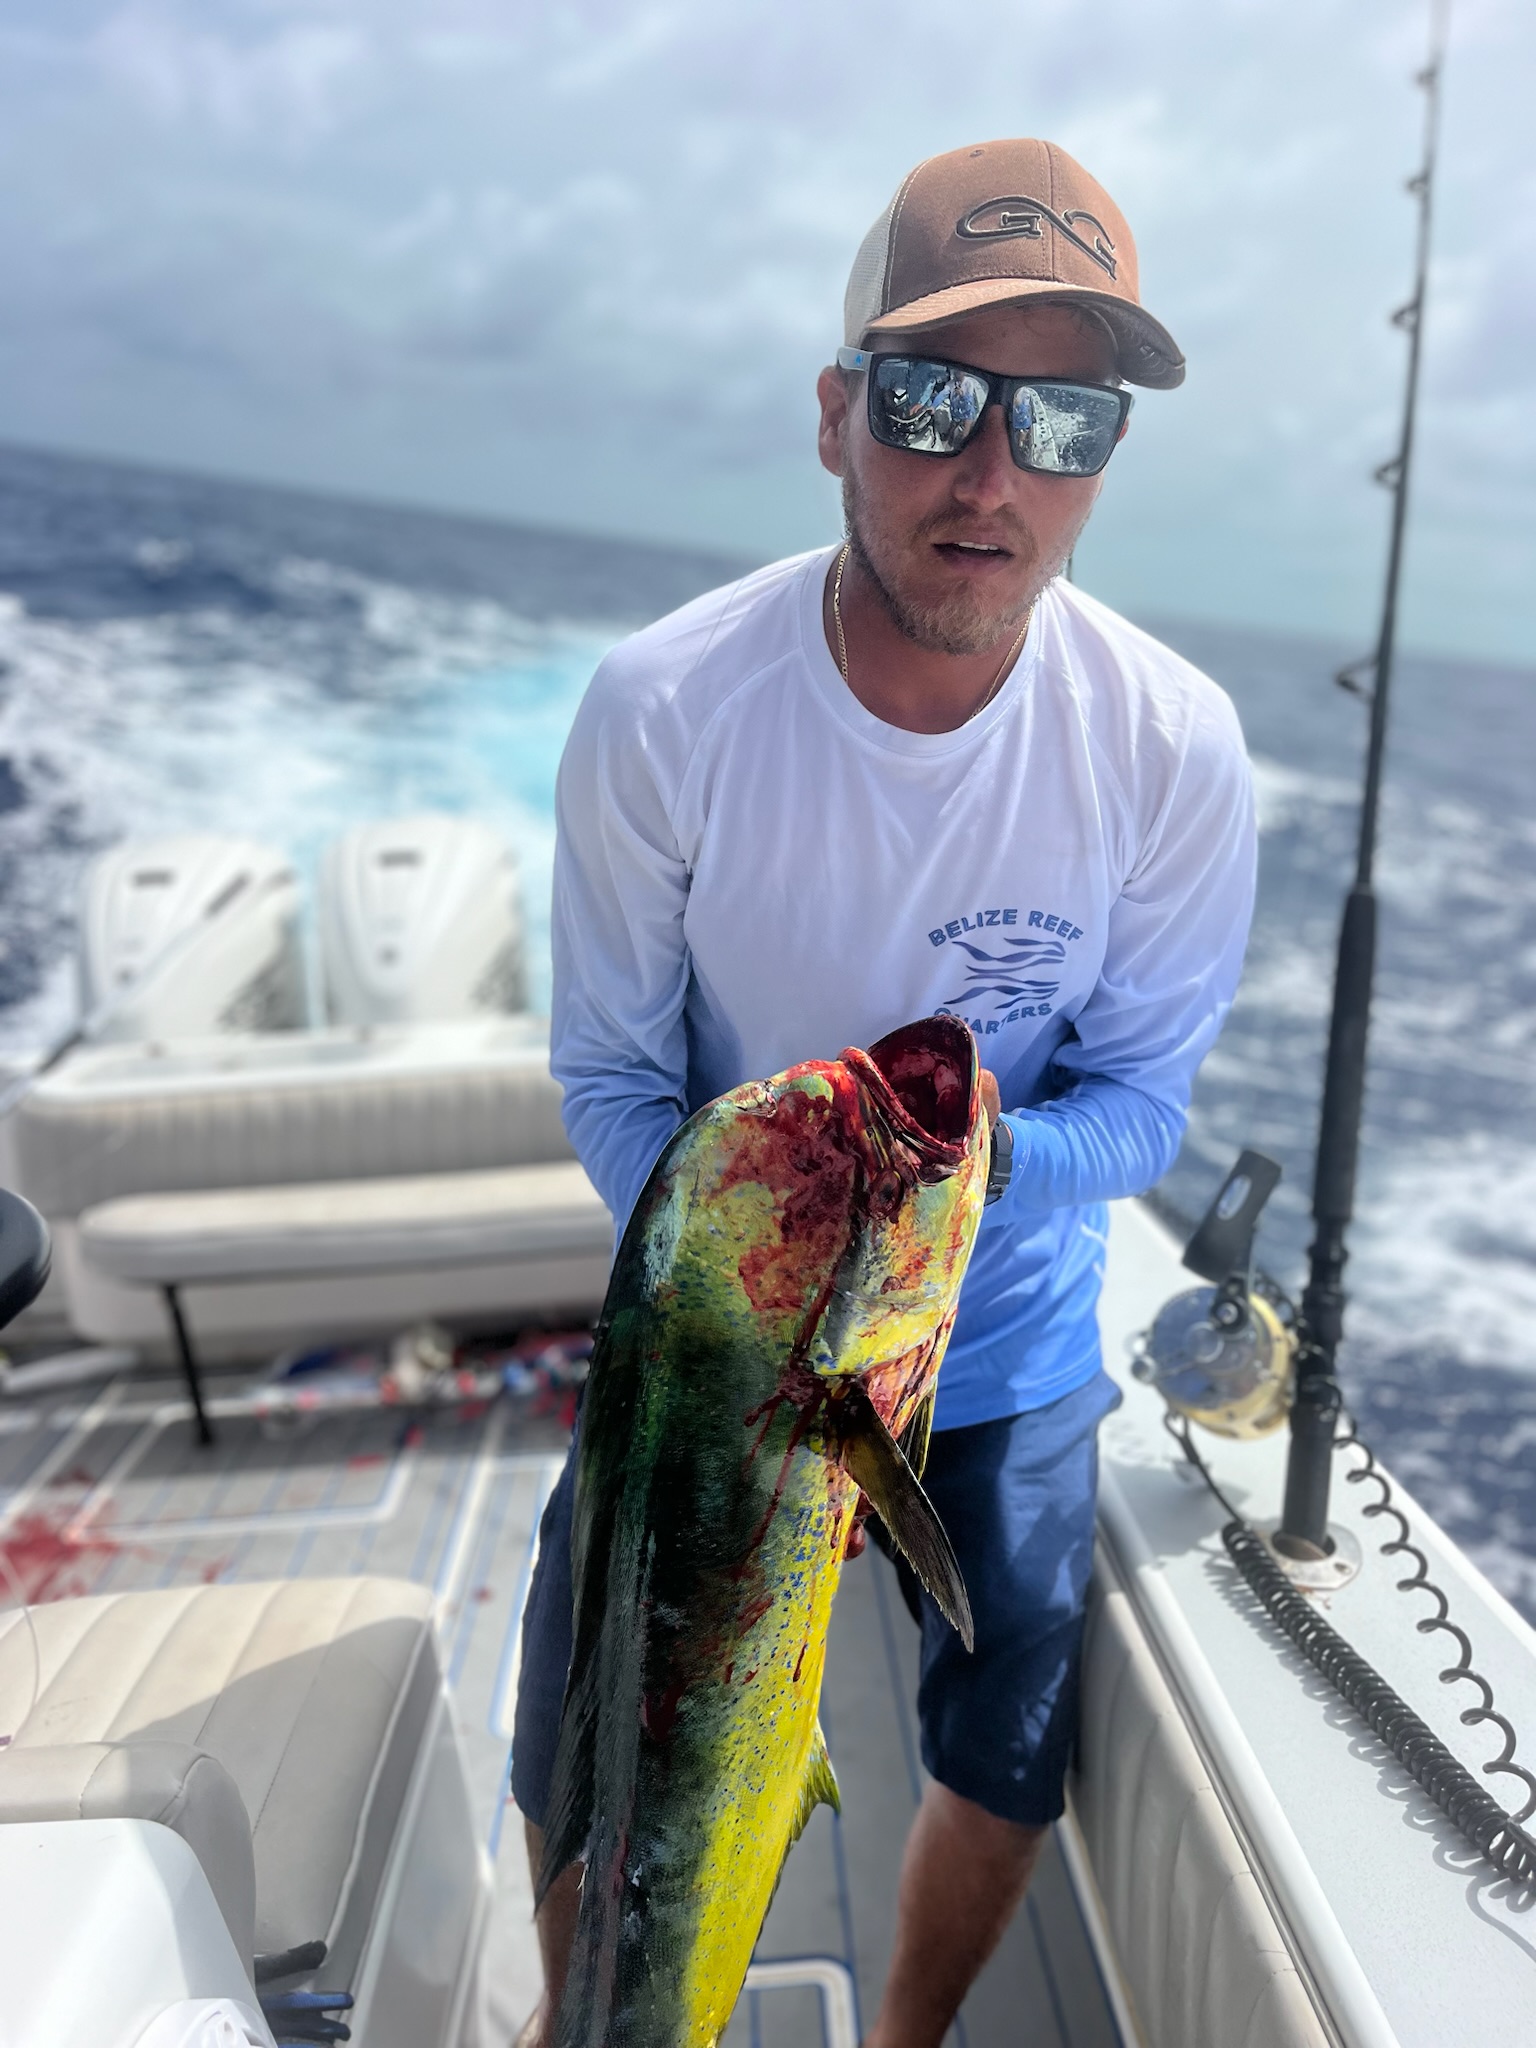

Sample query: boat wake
[0,559,615,1038]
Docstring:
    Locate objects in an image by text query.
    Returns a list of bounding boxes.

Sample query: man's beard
[841,470,1081,657]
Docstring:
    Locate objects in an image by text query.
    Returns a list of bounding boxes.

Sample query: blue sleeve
[984,1082,1184,1228]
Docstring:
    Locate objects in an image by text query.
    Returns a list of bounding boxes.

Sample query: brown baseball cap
[845,138,1184,390]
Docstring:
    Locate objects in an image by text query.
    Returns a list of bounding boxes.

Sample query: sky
[0,0,1531,663]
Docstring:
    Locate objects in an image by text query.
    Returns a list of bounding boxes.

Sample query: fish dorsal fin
[537,1634,598,1909]
[837,1385,974,1652]
[789,1721,841,1848]
[537,1310,650,1913]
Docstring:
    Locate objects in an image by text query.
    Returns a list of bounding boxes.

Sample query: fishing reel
[1131,1150,1298,1440]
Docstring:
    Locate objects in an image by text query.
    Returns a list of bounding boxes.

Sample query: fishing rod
[1142,10,1536,1876]
[1277,0,1449,1558]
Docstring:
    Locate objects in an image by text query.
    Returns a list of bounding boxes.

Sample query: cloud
[0,0,1529,658]
[87,5,371,141]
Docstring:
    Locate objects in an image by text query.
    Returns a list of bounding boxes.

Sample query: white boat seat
[77,1160,613,1285]
[10,1022,570,1222]
[0,1577,437,1979]
[0,1740,256,1963]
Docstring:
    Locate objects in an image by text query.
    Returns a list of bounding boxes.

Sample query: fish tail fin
[838,1384,974,1652]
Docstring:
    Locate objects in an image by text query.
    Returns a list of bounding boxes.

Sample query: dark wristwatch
[984,1115,1013,1205]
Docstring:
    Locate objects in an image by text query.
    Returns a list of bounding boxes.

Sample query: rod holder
[1276,1364,1343,1557]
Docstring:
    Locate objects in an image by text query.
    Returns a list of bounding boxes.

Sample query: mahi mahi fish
[539,1014,990,2048]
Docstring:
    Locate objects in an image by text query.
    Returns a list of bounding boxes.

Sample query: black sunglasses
[837,346,1132,478]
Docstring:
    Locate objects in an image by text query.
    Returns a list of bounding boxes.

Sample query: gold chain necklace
[831,541,1032,726]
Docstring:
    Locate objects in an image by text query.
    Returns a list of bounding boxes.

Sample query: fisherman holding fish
[514,138,1256,2047]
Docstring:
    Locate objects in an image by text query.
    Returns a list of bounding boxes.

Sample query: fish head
[812,1014,990,1423]
[616,1015,987,1428]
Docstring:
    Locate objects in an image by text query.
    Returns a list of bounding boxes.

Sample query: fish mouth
[841,1015,980,1172]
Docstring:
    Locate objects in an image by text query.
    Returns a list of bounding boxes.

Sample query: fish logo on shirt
[944,935,1066,1011]
[926,906,1086,1018]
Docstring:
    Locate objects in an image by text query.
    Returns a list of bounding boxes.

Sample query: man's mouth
[932,539,1013,563]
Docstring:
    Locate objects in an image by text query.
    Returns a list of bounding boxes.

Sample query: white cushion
[0,1578,438,1978]
[77,1161,612,1286]
[11,1023,571,1219]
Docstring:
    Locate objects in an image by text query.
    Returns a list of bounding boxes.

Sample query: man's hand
[980,1068,1000,1128]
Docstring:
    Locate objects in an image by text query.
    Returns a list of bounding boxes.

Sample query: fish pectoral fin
[837,1386,975,1652]
[898,1385,937,1483]
[789,1721,841,1847]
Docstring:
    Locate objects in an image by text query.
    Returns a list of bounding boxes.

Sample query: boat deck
[0,1360,1123,2048]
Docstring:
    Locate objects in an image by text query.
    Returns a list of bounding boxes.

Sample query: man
[513,138,1255,2047]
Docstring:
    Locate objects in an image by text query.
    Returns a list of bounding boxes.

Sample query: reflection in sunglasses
[880,362,987,453]
[864,354,1129,476]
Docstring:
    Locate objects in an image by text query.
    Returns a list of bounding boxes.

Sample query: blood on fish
[643,1679,688,1743]
[873,1041,968,1138]
[733,1591,774,1634]
[713,1084,862,1315]
[736,1364,837,1566]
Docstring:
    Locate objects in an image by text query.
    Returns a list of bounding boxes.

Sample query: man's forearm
[981,1076,1184,1229]
[558,1067,685,1245]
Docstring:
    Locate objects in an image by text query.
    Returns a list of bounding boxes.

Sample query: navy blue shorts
[511,1370,1120,1830]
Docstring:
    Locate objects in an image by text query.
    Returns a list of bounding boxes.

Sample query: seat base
[0,1578,445,1978]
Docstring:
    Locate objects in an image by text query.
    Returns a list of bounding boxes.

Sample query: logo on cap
[955,197,1118,280]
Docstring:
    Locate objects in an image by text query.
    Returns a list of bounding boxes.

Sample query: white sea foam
[1249,751,1359,833]
[0,564,616,1049]
[1346,1134,1536,1373]
[1206,725,1536,1395]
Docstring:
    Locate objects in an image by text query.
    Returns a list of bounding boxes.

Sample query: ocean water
[1,441,1532,1619]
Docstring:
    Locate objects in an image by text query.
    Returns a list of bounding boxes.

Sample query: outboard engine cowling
[78,834,306,1040]
[317,813,527,1026]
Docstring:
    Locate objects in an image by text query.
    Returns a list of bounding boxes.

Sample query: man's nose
[948,403,1018,511]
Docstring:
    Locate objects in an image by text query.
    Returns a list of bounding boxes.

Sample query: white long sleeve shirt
[551,546,1256,1428]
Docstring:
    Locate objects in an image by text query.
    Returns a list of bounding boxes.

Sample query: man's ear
[816,364,851,479]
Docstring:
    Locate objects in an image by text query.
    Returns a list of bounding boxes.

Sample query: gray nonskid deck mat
[0,1369,1121,2047]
